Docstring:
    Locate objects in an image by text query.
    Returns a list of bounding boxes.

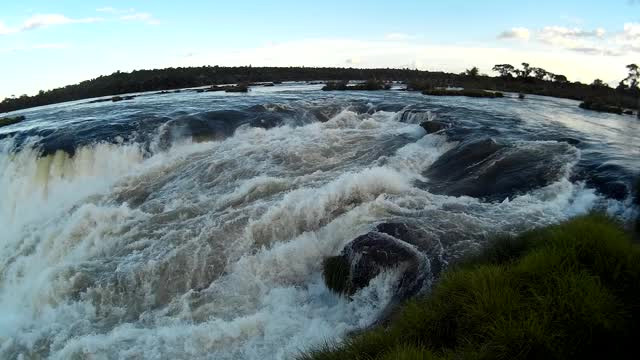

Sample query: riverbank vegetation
[301,214,640,360]
[322,79,391,91]
[421,89,503,98]
[0,115,25,128]
[579,99,624,114]
[1,64,637,114]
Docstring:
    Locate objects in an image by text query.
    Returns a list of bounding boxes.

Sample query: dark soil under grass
[300,214,640,360]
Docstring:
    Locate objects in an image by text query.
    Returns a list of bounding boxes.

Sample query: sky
[0,0,639,99]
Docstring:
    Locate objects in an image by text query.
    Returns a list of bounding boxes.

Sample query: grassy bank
[301,214,640,360]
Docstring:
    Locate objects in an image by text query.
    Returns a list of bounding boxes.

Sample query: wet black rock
[558,137,581,145]
[420,120,448,134]
[89,94,134,103]
[225,83,249,93]
[323,232,428,300]
[308,105,344,123]
[249,113,284,129]
[433,137,504,171]
[422,89,504,98]
[112,95,135,102]
[247,103,295,115]
[399,109,432,124]
[580,163,632,200]
[579,99,623,115]
[375,223,415,243]
[204,85,225,92]
[157,111,245,150]
[374,103,406,113]
[600,181,630,200]
[424,138,572,201]
[375,222,444,277]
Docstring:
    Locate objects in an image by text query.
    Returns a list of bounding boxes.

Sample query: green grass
[0,115,25,127]
[421,89,504,98]
[300,214,640,359]
[635,179,640,236]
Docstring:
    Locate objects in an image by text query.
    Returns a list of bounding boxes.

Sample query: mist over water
[1,84,638,359]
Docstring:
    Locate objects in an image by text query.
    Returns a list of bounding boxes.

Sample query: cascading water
[1,84,638,359]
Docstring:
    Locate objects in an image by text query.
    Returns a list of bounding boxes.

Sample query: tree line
[491,62,639,91]
[0,64,638,113]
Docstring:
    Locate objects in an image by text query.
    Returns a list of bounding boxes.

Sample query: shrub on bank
[111,95,135,102]
[422,89,504,98]
[0,115,25,128]
[579,98,624,114]
[301,214,640,360]
[225,82,249,93]
[322,81,349,91]
[353,79,390,91]
[322,79,390,91]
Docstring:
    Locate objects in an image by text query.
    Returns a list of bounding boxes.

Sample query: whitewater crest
[0,87,638,359]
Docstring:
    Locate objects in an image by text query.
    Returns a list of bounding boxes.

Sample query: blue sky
[1,0,639,99]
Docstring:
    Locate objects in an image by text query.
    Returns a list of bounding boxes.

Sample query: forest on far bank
[1,63,638,114]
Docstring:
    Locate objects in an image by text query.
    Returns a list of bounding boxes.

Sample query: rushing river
[1,83,638,359]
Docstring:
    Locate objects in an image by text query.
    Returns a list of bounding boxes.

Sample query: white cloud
[0,10,159,35]
[120,13,160,25]
[616,22,640,52]
[497,27,531,41]
[539,26,606,39]
[22,14,102,31]
[499,24,638,56]
[537,26,614,55]
[0,14,102,34]
[538,26,606,51]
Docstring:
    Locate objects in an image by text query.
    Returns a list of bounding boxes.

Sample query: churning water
[1,83,638,359]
